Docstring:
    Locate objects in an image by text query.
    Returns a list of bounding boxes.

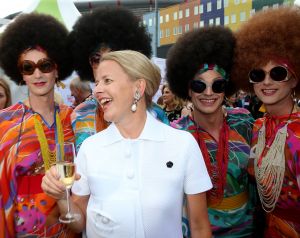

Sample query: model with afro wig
[166,26,236,100]
[232,7,300,95]
[0,13,73,84]
[232,7,300,238]
[68,6,152,81]
[168,26,256,237]
[0,13,77,238]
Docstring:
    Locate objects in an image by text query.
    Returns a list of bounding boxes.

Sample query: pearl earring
[131,91,141,112]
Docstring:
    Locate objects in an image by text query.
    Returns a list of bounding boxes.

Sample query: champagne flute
[56,142,80,223]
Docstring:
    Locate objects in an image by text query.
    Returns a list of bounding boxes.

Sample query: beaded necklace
[254,104,296,212]
[195,117,229,206]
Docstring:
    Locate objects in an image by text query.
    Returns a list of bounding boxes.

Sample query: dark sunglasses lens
[39,59,55,73]
[89,54,101,68]
[270,66,288,81]
[191,80,206,93]
[212,80,226,93]
[249,69,265,83]
[21,61,35,75]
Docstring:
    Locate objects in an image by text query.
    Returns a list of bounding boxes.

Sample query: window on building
[199,20,204,27]
[185,24,189,32]
[160,15,163,24]
[224,15,229,25]
[240,11,246,22]
[224,0,228,8]
[160,30,164,38]
[231,14,236,23]
[173,11,178,20]
[262,6,269,11]
[143,20,146,26]
[173,27,177,35]
[165,14,169,22]
[199,4,204,14]
[209,19,214,25]
[217,0,222,9]
[185,8,190,17]
[273,4,279,8]
[215,17,220,25]
[179,10,183,19]
[193,22,198,29]
[166,28,170,37]
[242,0,247,3]
[178,25,182,34]
[149,18,153,27]
[250,9,255,16]
[194,5,199,15]
[207,2,212,12]
[234,0,240,4]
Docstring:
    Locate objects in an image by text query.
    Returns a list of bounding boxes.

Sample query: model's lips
[34,82,46,87]
[199,98,218,105]
[262,89,277,96]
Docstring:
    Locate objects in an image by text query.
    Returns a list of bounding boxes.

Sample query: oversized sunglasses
[190,79,226,94]
[248,66,289,83]
[18,58,56,75]
[89,52,101,69]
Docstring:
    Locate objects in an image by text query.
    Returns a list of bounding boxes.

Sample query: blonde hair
[0,78,12,108]
[100,50,161,108]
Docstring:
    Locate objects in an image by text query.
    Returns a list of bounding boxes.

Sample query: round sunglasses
[18,58,56,75]
[248,66,289,83]
[190,79,226,94]
[89,52,101,69]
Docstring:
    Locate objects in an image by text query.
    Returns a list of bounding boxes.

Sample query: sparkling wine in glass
[56,142,80,223]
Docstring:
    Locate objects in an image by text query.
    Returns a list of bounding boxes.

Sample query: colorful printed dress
[249,111,300,237]
[0,102,77,238]
[172,107,255,237]
[71,98,169,152]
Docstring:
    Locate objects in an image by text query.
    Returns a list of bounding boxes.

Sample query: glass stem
[66,187,71,217]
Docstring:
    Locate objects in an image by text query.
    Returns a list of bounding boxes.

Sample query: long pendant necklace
[33,107,64,170]
[195,118,229,206]
[254,105,295,212]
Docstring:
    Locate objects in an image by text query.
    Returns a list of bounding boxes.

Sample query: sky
[0,0,85,18]
[1,0,300,18]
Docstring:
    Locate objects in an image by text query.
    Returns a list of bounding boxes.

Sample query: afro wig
[68,6,152,81]
[232,7,300,94]
[0,13,73,85]
[166,26,236,100]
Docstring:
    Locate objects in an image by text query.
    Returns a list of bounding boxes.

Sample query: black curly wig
[0,13,73,85]
[166,26,236,100]
[68,6,152,81]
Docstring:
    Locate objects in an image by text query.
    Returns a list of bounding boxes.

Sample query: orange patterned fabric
[0,102,78,238]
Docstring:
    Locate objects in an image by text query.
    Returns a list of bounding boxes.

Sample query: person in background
[0,13,76,237]
[68,7,168,152]
[69,77,92,108]
[167,26,256,237]
[0,77,12,110]
[161,83,185,122]
[224,92,237,108]
[42,50,212,238]
[232,6,300,237]
[236,90,251,110]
